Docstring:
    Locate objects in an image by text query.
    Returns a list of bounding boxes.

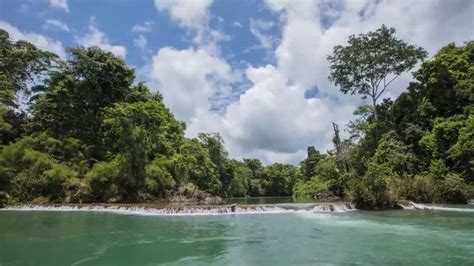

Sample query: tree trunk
[372,97,378,121]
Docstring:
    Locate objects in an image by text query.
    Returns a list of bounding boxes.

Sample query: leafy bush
[393,175,436,203]
[293,179,330,199]
[434,173,468,203]
[85,155,127,202]
[145,156,176,195]
[348,162,398,209]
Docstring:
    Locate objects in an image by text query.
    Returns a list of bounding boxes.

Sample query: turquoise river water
[0,202,473,265]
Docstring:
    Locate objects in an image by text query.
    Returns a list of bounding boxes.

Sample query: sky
[1,0,473,164]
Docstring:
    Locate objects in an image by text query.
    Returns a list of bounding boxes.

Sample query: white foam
[0,203,356,216]
[402,202,474,213]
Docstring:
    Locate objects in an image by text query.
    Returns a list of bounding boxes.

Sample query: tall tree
[0,29,57,143]
[0,29,58,108]
[31,47,135,155]
[327,25,427,120]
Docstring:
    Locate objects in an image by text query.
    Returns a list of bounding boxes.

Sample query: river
[0,202,473,265]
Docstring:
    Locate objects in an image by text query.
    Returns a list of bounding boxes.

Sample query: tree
[328,25,427,120]
[299,146,324,180]
[262,163,301,196]
[0,29,58,108]
[0,29,58,144]
[31,47,135,154]
[100,99,185,198]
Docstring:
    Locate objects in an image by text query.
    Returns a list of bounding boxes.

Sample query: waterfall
[1,203,356,216]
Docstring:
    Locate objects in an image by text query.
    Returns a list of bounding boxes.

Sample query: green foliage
[0,30,57,144]
[293,179,330,199]
[435,173,468,203]
[101,100,185,194]
[337,41,473,209]
[85,155,127,202]
[448,115,474,181]
[229,163,252,197]
[261,163,301,196]
[372,132,417,177]
[145,156,176,193]
[348,162,398,209]
[420,118,465,160]
[0,29,58,108]
[393,175,436,203]
[300,146,324,180]
[1,31,471,208]
[31,47,135,151]
[328,25,427,120]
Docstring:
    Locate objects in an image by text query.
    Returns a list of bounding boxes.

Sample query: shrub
[434,173,468,203]
[347,162,398,209]
[393,175,436,203]
[145,157,176,195]
[293,179,330,199]
[85,155,127,202]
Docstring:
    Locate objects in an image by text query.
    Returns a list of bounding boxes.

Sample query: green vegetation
[0,26,472,209]
[0,29,301,204]
[295,27,472,209]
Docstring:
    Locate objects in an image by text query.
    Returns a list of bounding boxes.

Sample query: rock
[204,196,223,205]
[313,192,340,201]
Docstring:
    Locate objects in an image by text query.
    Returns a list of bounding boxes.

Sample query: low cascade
[399,201,474,212]
[1,202,356,216]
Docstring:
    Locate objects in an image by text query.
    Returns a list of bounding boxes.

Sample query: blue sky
[1,0,279,70]
[1,0,473,163]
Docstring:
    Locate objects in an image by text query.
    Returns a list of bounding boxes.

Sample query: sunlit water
[1,204,473,265]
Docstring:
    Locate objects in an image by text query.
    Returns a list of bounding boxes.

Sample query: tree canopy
[328,25,427,120]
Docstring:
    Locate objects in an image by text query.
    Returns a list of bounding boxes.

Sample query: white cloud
[77,17,127,59]
[221,65,354,161]
[154,0,213,29]
[132,21,153,33]
[134,34,147,52]
[0,21,66,59]
[148,0,473,164]
[249,19,278,49]
[148,47,237,122]
[232,21,243,28]
[267,0,474,97]
[154,0,217,44]
[49,0,69,13]
[43,19,70,32]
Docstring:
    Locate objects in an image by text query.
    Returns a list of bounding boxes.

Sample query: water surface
[1,206,473,265]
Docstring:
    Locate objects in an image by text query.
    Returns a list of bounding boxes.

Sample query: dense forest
[0,26,472,209]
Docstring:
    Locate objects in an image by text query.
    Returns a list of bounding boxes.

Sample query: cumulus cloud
[149,0,474,164]
[43,19,70,32]
[77,17,127,59]
[267,0,474,98]
[148,47,237,122]
[154,0,225,45]
[0,21,66,59]
[220,65,354,161]
[49,0,69,12]
[154,0,213,30]
[132,21,153,33]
